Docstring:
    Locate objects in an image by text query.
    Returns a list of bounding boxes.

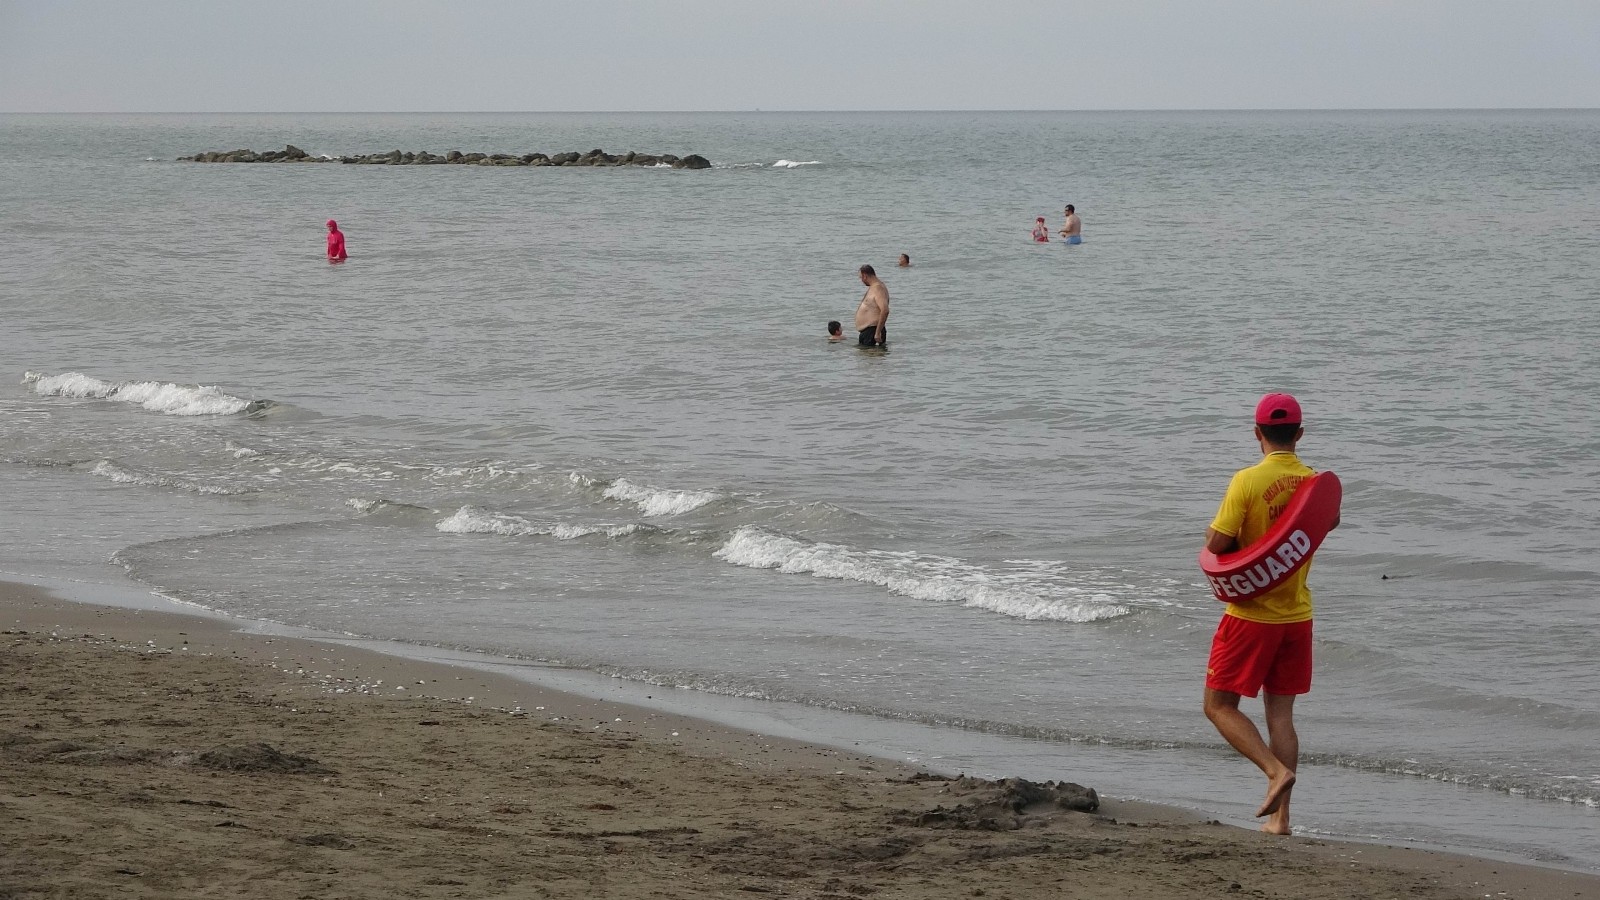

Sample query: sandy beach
[2,580,1595,900]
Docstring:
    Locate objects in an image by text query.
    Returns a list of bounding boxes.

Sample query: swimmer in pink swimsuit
[1031,217,1050,243]
[326,219,348,262]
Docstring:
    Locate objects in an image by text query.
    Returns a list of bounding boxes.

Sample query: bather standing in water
[326,219,348,262]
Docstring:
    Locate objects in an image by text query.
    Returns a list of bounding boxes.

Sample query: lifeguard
[1199,392,1339,837]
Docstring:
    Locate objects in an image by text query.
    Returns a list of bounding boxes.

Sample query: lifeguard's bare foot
[1260,818,1292,835]
[1255,770,1296,818]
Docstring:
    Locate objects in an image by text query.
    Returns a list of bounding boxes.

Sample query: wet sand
[3,580,1595,899]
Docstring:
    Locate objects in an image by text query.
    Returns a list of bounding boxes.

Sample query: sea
[2,110,1597,871]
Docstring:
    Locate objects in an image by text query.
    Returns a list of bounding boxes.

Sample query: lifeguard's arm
[1205,528,1239,555]
[1206,474,1246,554]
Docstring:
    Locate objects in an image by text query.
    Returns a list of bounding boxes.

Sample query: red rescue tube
[1198,471,1341,603]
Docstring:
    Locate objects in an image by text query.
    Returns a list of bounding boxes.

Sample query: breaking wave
[90,460,256,496]
[344,498,433,516]
[580,474,720,517]
[436,506,641,540]
[1298,751,1600,808]
[713,526,1130,623]
[25,371,263,416]
[219,442,544,493]
[713,159,823,170]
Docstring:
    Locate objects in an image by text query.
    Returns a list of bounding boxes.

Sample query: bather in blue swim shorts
[1065,235,1083,245]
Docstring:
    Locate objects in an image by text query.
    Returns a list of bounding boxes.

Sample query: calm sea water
[2,111,1598,869]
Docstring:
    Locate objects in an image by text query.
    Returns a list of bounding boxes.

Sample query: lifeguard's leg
[1260,692,1299,834]
[1203,688,1296,819]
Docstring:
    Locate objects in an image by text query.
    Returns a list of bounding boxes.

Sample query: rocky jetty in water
[178,144,713,169]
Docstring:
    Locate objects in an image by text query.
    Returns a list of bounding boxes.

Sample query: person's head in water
[1064,204,1075,215]
[859,263,876,284]
[327,219,339,232]
[827,320,843,340]
[897,254,910,268]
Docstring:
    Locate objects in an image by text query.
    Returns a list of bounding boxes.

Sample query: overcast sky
[2,0,1597,112]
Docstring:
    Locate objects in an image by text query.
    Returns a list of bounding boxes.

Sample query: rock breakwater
[178,144,712,168]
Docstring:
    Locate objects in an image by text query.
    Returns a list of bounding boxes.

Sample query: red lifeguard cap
[1254,393,1302,426]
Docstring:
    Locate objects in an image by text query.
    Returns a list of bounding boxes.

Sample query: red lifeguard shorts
[1205,615,1313,697]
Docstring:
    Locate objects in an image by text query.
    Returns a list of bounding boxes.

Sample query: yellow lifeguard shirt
[1208,451,1316,624]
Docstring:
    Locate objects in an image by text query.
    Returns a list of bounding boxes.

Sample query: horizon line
[3,106,1598,116]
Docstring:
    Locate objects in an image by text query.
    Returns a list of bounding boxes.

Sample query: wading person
[854,264,889,347]
[1059,204,1081,244]
[1201,393,1337,835]
[326,219,348,262]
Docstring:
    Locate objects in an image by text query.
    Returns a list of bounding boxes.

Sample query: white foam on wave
[90,460,254,496]
[234,448,537,487]
[436,506,639,540]
[714,526,1130,623]
[26,371,254,416]
[424,464,526,479]
[772,159,822,168]
[600,477,719,517]
[549,522,639,539]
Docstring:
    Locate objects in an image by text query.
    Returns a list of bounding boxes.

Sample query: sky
[2,0,1597,112]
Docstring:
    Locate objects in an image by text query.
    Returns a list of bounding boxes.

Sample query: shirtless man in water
[1059,205,1082,244]
[853,264,889,347]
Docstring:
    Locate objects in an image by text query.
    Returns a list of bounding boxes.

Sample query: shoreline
[4,578,1598,898]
